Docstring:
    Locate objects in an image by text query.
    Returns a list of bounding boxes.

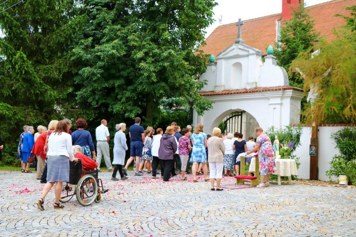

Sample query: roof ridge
[305,0,348,9]
[215,0,350,29]
[216,13,281,29]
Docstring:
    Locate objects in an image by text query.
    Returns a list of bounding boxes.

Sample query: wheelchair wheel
[60,183,75,203]
[75,174,98,206]
[94,192,102,203]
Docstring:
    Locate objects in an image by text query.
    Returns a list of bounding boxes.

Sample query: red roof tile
[200,86,303,96]
[200,0,353,56]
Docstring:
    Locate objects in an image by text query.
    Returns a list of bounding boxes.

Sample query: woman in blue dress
[191,124,208,182]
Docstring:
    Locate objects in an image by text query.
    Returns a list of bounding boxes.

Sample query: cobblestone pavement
[0,171,355,237]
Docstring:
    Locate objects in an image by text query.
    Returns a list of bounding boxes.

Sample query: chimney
[282,0,304,20]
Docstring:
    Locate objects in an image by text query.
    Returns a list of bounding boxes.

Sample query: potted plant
[326,127,356,185]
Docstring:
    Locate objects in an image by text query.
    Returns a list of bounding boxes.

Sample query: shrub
[332,127,356,161]
[327,127,356,185]
[266,126,302,168]
[326,156,356,184]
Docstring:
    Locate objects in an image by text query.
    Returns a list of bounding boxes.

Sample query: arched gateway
[193,41,303,138]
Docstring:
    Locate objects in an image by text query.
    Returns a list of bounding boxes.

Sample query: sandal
[216,188,224,191]
[24,170,32,173]
[37,198,44,211]
[53,202,64,209]
[21,169,25,173]
[210,188,215,191]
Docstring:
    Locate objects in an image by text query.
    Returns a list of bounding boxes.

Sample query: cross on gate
[235,18,244,44]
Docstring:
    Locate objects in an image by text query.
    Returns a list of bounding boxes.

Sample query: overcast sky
[205,0,332,37]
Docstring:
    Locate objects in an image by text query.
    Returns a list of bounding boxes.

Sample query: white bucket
[339,175,348,185]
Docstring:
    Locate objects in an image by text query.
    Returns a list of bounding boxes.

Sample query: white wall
[294,127,311,179]
[318,127,345,181]
[294,126,348,181]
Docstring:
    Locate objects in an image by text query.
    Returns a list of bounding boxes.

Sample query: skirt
[47,155,69,182]
[223,154,235,170]
[22,152,31,163]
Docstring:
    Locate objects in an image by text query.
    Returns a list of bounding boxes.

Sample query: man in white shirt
[95,119,112,171]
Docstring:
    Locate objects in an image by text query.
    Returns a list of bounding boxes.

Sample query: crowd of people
[14,117,275,210]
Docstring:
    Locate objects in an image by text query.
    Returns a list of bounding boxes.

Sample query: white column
[269,98,282,129]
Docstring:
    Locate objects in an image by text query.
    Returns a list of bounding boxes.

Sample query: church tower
[282,0,304,20]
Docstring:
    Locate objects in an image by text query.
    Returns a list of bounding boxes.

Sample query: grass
[0,163,36,172]
[0,165,23,171]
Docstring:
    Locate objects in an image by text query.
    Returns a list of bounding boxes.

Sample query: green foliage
[0,0,85,161]
[332,127,356,161]
[218,122,226,134]
[72,0,215,125]
[337,5,356,32]
[326,156,356,184]
[266,126,302,153]
[275,6,319,88]
[291,7,356,124]
[327,127,356,184]
[266,126,302,167]
[0,0,215,165]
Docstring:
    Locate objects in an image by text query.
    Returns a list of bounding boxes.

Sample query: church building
[194,0,353,136]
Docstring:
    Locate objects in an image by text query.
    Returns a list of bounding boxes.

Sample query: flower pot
[338,175,348,185]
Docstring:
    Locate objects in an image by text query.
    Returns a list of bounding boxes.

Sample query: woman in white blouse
[37,120,77,210]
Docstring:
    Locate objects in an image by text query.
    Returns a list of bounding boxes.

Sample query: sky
[205,0,332,37]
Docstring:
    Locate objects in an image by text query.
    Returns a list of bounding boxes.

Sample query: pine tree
[0,0,84,157]
[275,6,319,88]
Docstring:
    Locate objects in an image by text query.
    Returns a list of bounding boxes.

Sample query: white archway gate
[193,87,303,137]
[194,38,303,136]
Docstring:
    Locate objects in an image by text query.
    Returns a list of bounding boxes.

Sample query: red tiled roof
[200,0,353,56]
[200,86,303,96]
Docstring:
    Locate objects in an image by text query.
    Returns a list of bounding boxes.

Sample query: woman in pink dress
[247,127,274,187]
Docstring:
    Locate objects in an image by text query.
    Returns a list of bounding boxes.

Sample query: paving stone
[0,171,355,236]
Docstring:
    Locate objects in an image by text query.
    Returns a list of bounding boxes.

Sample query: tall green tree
[72,0,215,125]
[275,6,319,88]
[0,0,84,159]
[291,6,356,124]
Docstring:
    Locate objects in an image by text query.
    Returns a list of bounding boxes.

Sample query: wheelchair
[61,160,108,206]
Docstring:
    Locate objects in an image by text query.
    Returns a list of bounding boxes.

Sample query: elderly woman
[158,126,177,181]
[39,120,59,183]
[33,125,49,179]
[208,128,225,191]
[71,118,96,159]
[22,126,35,173]
[191,124,208,182]
[247,127,274,187]
[37,120,77,210]
[112,123,128,181]
[223,133,235,176]
[34,125,47,142]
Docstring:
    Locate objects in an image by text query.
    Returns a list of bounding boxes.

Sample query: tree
[275,6,319,88]
[291,6,356,124]
[72,0,215,125]
[0,0,84,160]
